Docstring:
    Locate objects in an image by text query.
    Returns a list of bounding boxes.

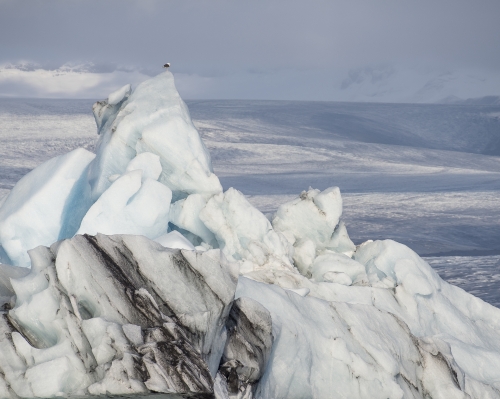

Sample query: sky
[1,0,500,101]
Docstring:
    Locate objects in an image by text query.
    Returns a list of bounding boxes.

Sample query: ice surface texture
[1,234,237,397]
[1,71,500,398]
[88,71,221,202]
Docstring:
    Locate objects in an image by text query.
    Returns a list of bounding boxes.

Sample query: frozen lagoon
[0,97,499,305]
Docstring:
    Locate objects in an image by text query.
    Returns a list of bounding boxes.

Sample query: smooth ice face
[125,152,162,182]
[154,231,195,250]
[77,170,172,239]
[0,148,95,267]
[87,71,222,202]
[237,277,417,399]
[169,193,216,246]
[107,84,132,106]
[329,221,356,255]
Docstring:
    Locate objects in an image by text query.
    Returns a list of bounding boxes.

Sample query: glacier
[0,70,500,398]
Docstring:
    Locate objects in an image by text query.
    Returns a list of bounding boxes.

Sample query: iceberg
[1,71,500,398]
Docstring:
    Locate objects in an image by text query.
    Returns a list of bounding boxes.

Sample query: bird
[163,63,170,68]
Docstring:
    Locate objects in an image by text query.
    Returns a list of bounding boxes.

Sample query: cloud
[2,0,500,71]
[1,0,499,101]
[0,63,151,99]
[1,62,500,103]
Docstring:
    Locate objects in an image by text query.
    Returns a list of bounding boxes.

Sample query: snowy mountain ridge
[338,65,500,104]
[0,72,500,398]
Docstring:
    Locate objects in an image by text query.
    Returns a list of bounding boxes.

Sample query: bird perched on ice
[163,63,170,68]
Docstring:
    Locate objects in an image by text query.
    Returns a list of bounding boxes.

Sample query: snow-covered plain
[2,99,500,255]
[1,97,499,297]
[1,74,500,398]
[425,256,500,308]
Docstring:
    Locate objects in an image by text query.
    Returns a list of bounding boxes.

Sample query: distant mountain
[337,65,500,104]
[438,95,500,105]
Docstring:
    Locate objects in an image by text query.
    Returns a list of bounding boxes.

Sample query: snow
[0,72,500,398]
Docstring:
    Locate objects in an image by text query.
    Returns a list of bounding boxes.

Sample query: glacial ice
[2,234,238,397]
[154,231,195,251]
[237,240,500,399]
[272,187,343,249]
[199,188,293,273]
[125,151,163,182]
[0,263,29,305]
[77,169,172,239]
[1,71,500,398]
[219,296,273,396]
[87,71,222,202]
[107,84,131,106]
[169,193,217,246]
[0,148,95,267]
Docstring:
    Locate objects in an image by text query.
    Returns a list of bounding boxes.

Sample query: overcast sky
[1,0,500,100]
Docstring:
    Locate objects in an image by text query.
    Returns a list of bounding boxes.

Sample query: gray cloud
[1,0,499,100]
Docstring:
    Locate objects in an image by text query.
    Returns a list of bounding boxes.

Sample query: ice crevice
[0,71,499,398]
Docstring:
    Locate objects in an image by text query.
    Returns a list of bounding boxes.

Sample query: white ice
[154,231,195,250]
[87,71,222,202]
[237,239,500,398]
[169,193,217,246]
[1,235,238,398]
[107,84,131,106]
[124,151,162,182]
[0,263,29,306]
[77,169,172,239]
[0,148,95,267]
[199,188,293,274]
